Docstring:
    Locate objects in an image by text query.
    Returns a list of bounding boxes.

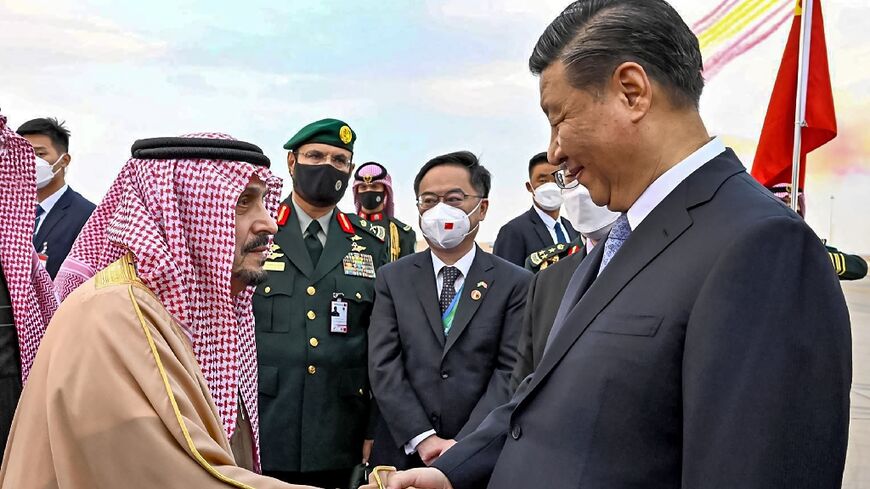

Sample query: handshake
[360,435,457,489]
[361,466,452,489]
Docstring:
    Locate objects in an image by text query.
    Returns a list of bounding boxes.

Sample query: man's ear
[611,61,652,123]
[525,181,534,194]
[287,152,296,177]
[58,153,71,169]
[478,199,489,221]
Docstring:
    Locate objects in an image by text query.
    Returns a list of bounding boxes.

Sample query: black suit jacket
[510,247,586,390]
[368,247,532,468]
[34,187,95,278]
[433,149,852,488]
[492,207,578,267]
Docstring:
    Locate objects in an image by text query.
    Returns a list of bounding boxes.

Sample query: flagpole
[790,0,813,212]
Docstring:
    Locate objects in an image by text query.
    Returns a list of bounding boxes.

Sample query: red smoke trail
[693,0,742,33]
[704,2,793,78]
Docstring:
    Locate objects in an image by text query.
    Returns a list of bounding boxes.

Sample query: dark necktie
[439,266,460,313]
[554,222,567,244]
[304,220,323,265]
[34,205,45,234]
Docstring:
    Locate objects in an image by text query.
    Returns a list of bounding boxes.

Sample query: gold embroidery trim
[95,253,141,289]
[128,285,254,489]
[389,221,400,262]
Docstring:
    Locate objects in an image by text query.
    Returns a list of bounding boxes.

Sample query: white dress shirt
[626,137,726,231]
[34,184,68,235]
[533,205,569,244]
[404,245,478,455]
[291,197,331,246]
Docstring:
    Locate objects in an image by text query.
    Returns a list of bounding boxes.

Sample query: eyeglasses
[294,150,352,171]
[551,166,579,189]
[416,189,484,210]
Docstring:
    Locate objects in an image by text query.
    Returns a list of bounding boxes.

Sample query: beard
[232,233,271,287]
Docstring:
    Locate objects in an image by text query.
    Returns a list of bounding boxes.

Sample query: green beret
[283,118,356,152]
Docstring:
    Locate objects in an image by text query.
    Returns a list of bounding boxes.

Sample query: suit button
[430,413,439,423]
[307,310,316,320]
[441,371,449,379]
[307,286,316,296]
[264,286,272,294]
[511,425,522,440]
[308,365,317,375]
[309,337,319,347]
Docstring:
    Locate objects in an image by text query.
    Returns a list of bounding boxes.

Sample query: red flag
[750,0,836,188]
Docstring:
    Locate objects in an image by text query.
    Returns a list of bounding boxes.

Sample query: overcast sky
[2,0,868,252]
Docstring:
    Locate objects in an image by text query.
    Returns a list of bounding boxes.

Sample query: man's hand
[362,439,374,463]
[361,467,453,489]
[417,435,456,466]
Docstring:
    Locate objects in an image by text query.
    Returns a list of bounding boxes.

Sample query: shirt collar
[532,204,558,229]
[626,137,725,230]
[291,195,333,236]
[431,245,477,278]
[38,184,68,214]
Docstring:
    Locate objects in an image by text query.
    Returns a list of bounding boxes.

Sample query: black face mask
[358,191,385,211]
[293,162,350,207]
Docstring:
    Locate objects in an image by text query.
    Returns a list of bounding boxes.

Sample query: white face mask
[532,182,564,211]
[35,154,64,189]
[561,184,619,239]
[419,200,482,250]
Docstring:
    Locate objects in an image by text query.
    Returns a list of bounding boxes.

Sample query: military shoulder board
[354,218,386,242]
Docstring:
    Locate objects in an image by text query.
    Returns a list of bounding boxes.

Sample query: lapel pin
[471,290,482,301]
[477,281,488,289]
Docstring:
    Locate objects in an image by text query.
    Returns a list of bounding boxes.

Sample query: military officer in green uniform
[253,119,388,488]
[352,161,416,262]
[825,243,868,281]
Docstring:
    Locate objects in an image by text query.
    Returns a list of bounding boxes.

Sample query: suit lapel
[274,200,314,277]
[34,188,72,248]
[413,251,446,347]
[523,152,747,398]
[527,207,554,247]
[443,249,495,356]
[310,211,349,284]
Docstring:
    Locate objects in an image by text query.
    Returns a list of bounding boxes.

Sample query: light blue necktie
[599,214,631,272]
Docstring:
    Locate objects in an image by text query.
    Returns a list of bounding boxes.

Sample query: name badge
[330,296,349,334]
[342,252,376,279]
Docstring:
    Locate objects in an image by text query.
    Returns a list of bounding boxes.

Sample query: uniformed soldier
[826,243,868,281]
[768,184,867,281]
[523,238,584,273]
[253,119,388,488]
[352,161,416,262]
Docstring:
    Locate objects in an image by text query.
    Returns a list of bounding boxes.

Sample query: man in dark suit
[512,182,621,389]
[492,152,577,267]
[368,151,531,470]
[17,118,95,278]
[364,1,851,488]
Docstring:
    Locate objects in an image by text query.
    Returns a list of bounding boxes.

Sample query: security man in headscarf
[353,162,416,262]
[253,119,388,488]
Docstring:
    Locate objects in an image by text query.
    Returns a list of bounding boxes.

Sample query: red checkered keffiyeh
[353,162,395,217]
[54,132,281,465]
[0,114,58,382]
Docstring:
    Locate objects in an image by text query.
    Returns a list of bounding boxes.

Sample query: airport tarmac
[844,278,870,489]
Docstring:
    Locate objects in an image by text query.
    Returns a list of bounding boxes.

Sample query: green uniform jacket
[359,215,416,263]
[254,198,387,473]
[826,244,868,281]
